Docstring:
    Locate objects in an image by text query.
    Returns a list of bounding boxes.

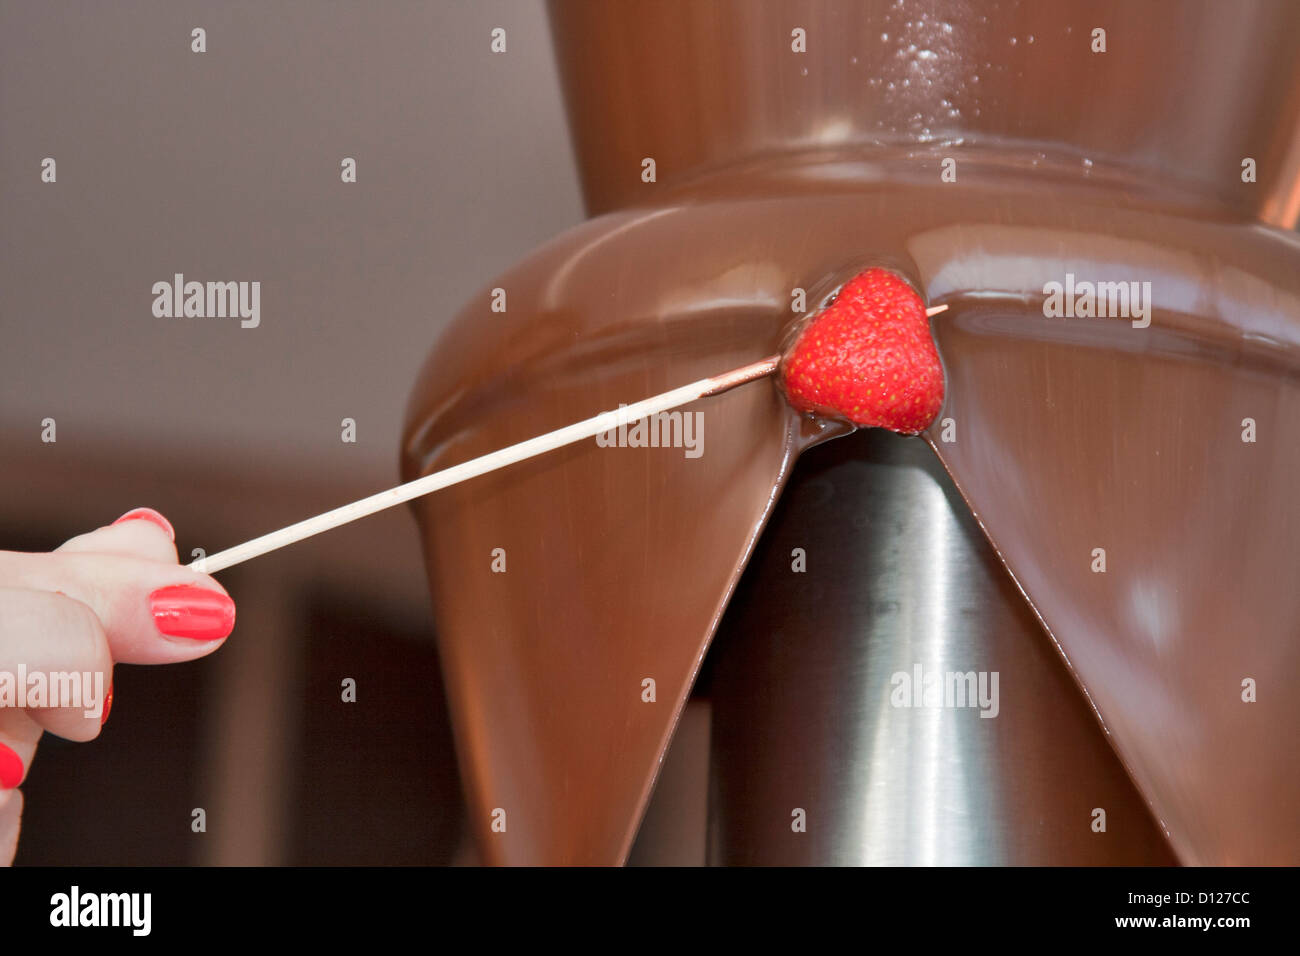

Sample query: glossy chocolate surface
[402,2,1300,863]
[549,0,1300,226]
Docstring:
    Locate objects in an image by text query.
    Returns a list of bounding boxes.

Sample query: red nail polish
[0,743,22,789]
[149,586,235,641]
[113,507,176,541]
[101,683,114,726]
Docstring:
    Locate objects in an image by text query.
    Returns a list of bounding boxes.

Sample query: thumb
[0,549,235,665]
[56,507,179,564]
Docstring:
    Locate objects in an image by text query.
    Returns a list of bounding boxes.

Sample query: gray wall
[1,0,585,484]
[0,1,587,865]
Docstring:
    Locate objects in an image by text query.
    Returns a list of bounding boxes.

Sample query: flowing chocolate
[402,0,1300,864]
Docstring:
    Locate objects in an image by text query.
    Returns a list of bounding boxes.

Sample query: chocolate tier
[401,1,1300,864]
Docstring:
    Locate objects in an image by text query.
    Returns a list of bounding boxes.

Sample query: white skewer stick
[191,302,949,574]
[191,360,773,574]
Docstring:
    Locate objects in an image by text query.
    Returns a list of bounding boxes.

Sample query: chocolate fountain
[402,0,1300,865]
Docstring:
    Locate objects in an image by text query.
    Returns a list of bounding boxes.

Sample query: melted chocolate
[401,1,1300,864]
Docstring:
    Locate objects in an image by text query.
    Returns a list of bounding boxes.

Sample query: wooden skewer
[191,303,949,574]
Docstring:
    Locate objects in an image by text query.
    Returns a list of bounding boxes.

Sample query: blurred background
[9,0,1276,867]
[1,0,586,864]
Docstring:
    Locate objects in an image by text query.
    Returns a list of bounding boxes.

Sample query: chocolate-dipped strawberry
[194,268,946,573]
[779,268,945,434]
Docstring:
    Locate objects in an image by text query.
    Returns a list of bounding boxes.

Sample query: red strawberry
[779,267,944,433]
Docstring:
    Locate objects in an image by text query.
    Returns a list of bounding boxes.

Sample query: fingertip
[29,709,105,744]
[57,513,180,565]
[111,507,176,542]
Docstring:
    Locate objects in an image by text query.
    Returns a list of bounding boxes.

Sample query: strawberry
[779,267,945,433]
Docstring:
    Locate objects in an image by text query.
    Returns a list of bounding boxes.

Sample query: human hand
[0,508,235,864]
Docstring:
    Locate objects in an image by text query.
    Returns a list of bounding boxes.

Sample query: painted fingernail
[0,743,23,789]
[101,683,114,726]
[149,586,235,641]
[113,507,175,541]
